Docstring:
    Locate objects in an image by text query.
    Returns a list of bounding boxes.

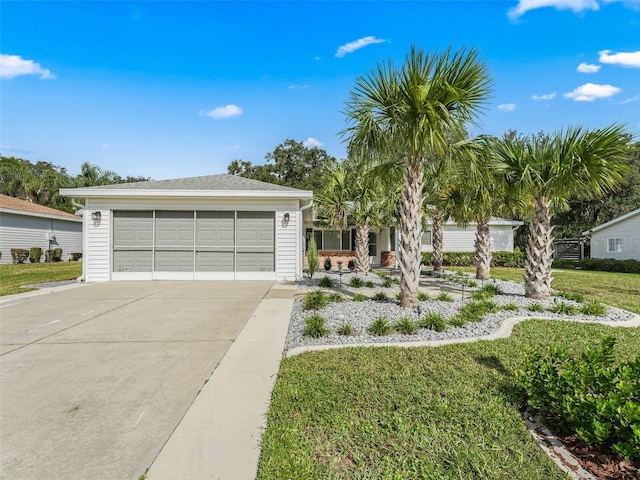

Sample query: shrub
[351,293,366,302]
[552,259,578,269]
[528,302,545,313]
[306,237,319,278]
[557,291,585,303]
[372,290,388,302]
[347,259,355,271]
[349,276,364,288]
[417,290,430,301]
[337,323,354,336]
[381,278,393,288]
[394,291,402,301]
[480,283,500,296]
[501,302,519,311]
[457,300,499,323]
[328,292,343,303]
[395,317,418,335]
[491,251,526,268]
[469,290,490,301]
[302,314,330,338]
[580,300,607,316]
[551,302,578,316]
[364,280,375,288]
[368,317,393,336]
[419,312,447,332]
[449,314,467,327]
[29,247,43,263]
[45,248,63,263]
[303,290,329,311]
[324,257,332,271]
[318,276,334,288]
[514,336,640,460]
[10,248,29,264]
[421,251,526,268]
[70,252,83,261]
[579,257,640,274]
[436,291,454,302]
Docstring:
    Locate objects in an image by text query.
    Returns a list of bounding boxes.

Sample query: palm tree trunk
[432,210,444,272]
[475,217,491,280]
[354,223,370,273]
[399,161,424,309]
[525,196,554,299]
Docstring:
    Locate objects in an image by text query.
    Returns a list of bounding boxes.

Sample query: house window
[607,238,623,253]
[306,228,355,251]
[422,230,432,246]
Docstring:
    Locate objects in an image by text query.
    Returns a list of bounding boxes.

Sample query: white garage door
[112,211,275,280]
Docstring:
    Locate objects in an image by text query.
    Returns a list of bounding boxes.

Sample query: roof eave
[59,188,314,199]
[581,208,640,236]
[0,207,83,222]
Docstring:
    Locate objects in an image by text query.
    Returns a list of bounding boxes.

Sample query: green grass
[0,262,82,296]
[258,321,640,479]
[457,267,640,314]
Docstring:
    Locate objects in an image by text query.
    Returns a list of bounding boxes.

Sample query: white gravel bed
[284,271,637,352]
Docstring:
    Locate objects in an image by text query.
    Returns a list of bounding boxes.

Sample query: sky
[1,0,639,181]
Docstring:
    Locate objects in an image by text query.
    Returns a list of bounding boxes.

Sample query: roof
[582,208,640,236]
[0,194,82,222]
[60,174,313,199]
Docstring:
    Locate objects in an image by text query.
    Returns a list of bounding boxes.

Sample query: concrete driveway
[0,281,273,480]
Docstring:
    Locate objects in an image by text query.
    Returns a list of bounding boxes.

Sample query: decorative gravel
[285,270,637,352]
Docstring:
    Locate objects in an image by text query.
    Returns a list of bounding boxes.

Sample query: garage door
[112,211,275,280]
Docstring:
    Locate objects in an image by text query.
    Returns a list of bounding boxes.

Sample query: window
[607,238,623,253]
[422,230,432,246]
[323,230,341,250]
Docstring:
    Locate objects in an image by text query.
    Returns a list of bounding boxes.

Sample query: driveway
[0,281,273,480]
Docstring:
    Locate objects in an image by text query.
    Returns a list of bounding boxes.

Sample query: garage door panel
[113,250,153,272]
[236,252,274,272]
[156,212,194,247]
[113,212,153,247]
[155,250,193,272]
[236,213,274,248]
[196,212,234,247]
[195,251,234,272]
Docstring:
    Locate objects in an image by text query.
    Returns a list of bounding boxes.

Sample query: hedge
[421,251,526,268]
[29,247,43,263]
[45,248,63,263]
[579,257,640,274]
[10,248,29,264]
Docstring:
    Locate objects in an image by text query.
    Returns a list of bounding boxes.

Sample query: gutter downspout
[299,200,314,280]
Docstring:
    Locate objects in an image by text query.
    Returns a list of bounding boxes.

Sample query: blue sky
[1,0,639,180]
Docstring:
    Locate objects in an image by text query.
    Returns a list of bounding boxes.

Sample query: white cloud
[335,36,386,58]
[497,103,517,112]
[0,53,55,79]
[532,92,557,101]
[288,84,310,89]
[303,137,323,147]
[226,144,240,150]
[199,104,243,119]
[620,95,640,104]
[508,0,599,19]
[577,62,601,73]
[563,83,621,101]
[598,50,640,68]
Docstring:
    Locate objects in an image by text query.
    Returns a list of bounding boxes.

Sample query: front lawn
[456,267,640,314]
[257,321,640,479]
[0,262,82,296]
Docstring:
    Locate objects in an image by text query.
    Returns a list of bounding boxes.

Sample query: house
[582,208,640,261]
[59,175,313,282]
[0,194,83,264]
[306,216,523,268]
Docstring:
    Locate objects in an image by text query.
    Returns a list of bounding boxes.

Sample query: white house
[0,194,83,264]
[60,174,313,282]
[582,208,640,261]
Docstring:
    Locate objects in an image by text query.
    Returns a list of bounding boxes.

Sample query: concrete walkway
[145,283,298,480]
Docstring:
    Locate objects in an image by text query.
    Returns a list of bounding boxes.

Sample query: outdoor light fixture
[283,212,290,222]
[91,211,101,221]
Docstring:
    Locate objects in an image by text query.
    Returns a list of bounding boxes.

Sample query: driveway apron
[0,281,273,480]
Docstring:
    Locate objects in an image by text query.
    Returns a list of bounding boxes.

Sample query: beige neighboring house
[582,207,640,261]
[0,194,83,264]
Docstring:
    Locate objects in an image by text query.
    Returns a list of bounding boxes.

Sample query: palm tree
[343,46,492,308]
[489,126,633,299]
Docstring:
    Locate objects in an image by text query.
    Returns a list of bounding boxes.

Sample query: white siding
[421,225,515,253]
[0,212,82,264]
[590,214,640,261]
[84,203,111,282]
[276,208,297,281]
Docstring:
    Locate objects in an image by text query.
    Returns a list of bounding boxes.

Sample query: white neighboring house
[60,174,313,282]
[582,208,640,261]
[0,193,83,264]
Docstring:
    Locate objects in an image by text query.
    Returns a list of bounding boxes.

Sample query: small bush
[318,276,334,288]
[328,292,343,303]
[302,314,330,338]
[303,290,329,311]
[394,291,402,301]
[457,300,499,322]
[306,237,319,278]
[436,291,454,302]
[337,323,354,336]
[449,314,467,327]
[70,252,83,261]
[557,291,585,303]
[324,257,332,271]
[419,312,447,332]
[395,317,418,335]
[480,283,500,296]
[347,259,355,271]
[580,300,607,316]
[381,278,393,288]
[368,317,393,336]
[10,248,29,264]
[417,290,430,301]
[421,251,526,268]
[514,336,640,460]
[45,248,63,263]
[349,277,364,288]
[501,302,519,311]
[470,290,490,301]
[551,302,578,316]
[528,302,545,313]
[29,247,43,263]
[372,290,388,302]
[364,280,375,288]
[351,293,366,302]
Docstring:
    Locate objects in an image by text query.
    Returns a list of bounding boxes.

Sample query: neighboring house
[0,194,83,264]
[59,175,313,282]
[306,216,523,267]
[582,208,640,261]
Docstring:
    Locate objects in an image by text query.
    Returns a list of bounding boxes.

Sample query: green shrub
[514,336,640,460]
[45,248,63,262]
[306,237,319,278]
[372,291,388,302]
[579,257,640,274]
[349,276,364,288]
[324,257,332,271]
[552,259,578,269]
[394,317,418,335]
[580,300,607,316]
[328,292,343,303]
[419,312,447,332]
[480,283,500,296]
[528,302,545,313]
[29,247,43,263]
[368,317,393,336]
[351,293,366,302]
[436,291,454,302]
[337,323,354,336]
[551,302,578,315]
[449,314,467,327]
[417,290,430,301]
[501,302,519,311]
[557,291,585,303]
[421,251,526,268]
[10,248,29,264]
[491,251,527,268]
[364,280,375,288]
[347,259,355,271]
[303,290,329,311]
[302,314,330,338]
[457,300,499,323]
[469,290,490,301]
[70,252,83,261]
[394,291,402,301]
[381,278,393,288]
[318,276,333,288]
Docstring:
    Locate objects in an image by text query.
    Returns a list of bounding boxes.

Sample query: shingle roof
[74,174,304,192]
[0,194,81,221]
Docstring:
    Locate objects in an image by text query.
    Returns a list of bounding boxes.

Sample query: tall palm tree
[489,126,633,299]
[343,47,492,308]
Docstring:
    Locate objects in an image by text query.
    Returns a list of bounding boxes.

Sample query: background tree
[344,46,492,308]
